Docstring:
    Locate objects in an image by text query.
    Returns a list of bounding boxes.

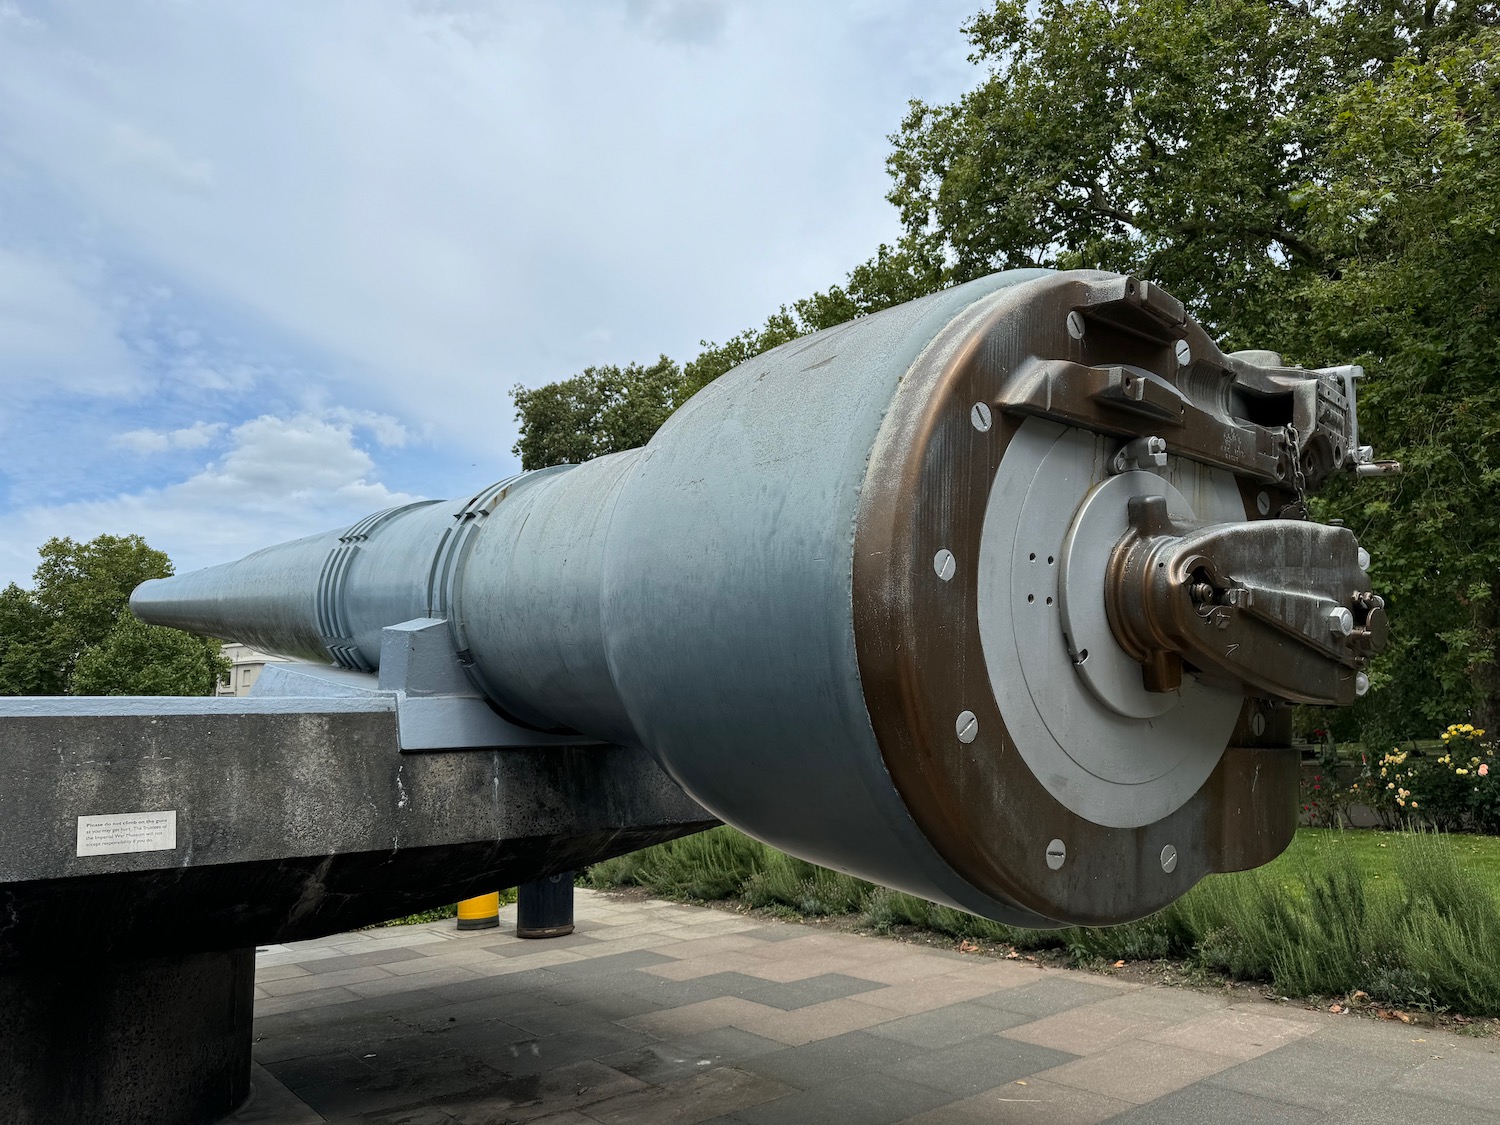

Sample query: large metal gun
[134,268,1389,929]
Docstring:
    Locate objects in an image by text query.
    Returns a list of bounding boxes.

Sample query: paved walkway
[234,889,1500,1124]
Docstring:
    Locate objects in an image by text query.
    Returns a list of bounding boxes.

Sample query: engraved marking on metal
[1046,839,1067,870]
[956,710,978,744]
[933,549,956,582]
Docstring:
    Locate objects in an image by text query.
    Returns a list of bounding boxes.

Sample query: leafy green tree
[72,614,226,697]
[1299,31,1500,738]
[511,356,685,470]
[0,534,227,697]
[510,1,1499,737]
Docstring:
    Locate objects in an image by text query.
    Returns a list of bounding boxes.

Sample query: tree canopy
[511,1,1500,738]
[0,534,227,698]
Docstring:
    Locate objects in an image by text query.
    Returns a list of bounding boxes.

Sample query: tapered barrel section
[134,269,1387,926]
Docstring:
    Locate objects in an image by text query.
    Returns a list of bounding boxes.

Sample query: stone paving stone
[731,953,864,983]
[544,949,677,976]
[651,934,767,959]
[731,1069,958,1125]
[254,961,313,983]
[260,964,394,996]
[898,1076,1133,1125]
[835,953,963,986]
[1207,1037,1421,1110]
[737,924,809,942]
[290,1052,510,1120]
[609,970,769,1010]
[297,946,432,974]
[225,1062,324,1124]
[584,1066,795,1125]
[726,996,895,1047]
[1035,1041,1235,1105]
[1000,999,1171,1056]
[738,1028,925,1088]
[1105,1082,1321,1124]
[1390,1048,1500,1112]
[345,965,485,998]
[1320,1087,1500,1125]
[867,1000,1032,1048]
[429,1058,648,1123]
[974,976,1130,1018]
[850,973,1010,1015]
[642,951,768,981]
[264,1048,380,1092]
[254,985,367,1017]
[885,1035,1077,1099]
[734,972,885,1011]
[426,967,570,1003]
[1143,1005,1321,1060]
[600,1027,788,1084]
[622,996,787,1040]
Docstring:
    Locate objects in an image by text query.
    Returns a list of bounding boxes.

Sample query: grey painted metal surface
[130,266,1382,929]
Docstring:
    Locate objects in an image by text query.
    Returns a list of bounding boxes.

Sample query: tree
[0,534,227,697]
[511,356,685,470]
[1299,31,1500,737]
[510,1,1499,738]
[72,614,226,697]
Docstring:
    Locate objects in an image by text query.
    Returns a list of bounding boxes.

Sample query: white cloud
[0,0,982,582]
[108,122,215,195]
[2,411,420,582]
[114,420,226,453]
[0,246,138,399]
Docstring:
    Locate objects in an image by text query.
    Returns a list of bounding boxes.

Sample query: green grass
[587,826,1500,1017]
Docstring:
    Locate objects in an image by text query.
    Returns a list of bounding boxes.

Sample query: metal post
[515,872,574,938]
[455,892,501,930]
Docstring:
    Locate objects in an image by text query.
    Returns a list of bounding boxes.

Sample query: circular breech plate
[979,420,1244,829]
[851,276,1257,924]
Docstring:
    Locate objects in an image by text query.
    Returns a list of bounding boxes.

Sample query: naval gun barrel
[134,269,1388,927]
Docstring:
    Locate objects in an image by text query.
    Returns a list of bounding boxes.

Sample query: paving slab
[229,888,1500,1123]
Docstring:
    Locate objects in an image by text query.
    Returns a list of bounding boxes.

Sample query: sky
[0,0,984,585]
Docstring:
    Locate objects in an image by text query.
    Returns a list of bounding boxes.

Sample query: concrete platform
[234,890,1500,1124]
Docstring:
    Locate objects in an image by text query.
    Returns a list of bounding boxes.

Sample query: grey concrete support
[0,948,253,1125]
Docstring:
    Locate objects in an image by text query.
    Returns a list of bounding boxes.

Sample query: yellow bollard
[456,891,500,931]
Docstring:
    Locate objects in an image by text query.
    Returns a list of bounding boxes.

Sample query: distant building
[217,642,298,697]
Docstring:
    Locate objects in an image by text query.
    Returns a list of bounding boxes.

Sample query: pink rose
[1481,763,1490,777]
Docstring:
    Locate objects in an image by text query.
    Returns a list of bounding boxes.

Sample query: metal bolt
[1066,310,1086,339]
[1358,547,1371,570]
[970,402,993,432]
[1328,606,1354,637]
[1046,839,1067,871]
[1160,844,1178,873]
[933,549,956,582]
[1175,339,1192,367]
[1256,491,1272,516]
[956,710,978,744]
[1355,672,1370,697]
[1250,711,1267,737]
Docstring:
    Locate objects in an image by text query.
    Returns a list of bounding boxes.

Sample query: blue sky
[0,0,983,584]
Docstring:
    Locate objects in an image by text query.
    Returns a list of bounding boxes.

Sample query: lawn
[1275,827,1500,900]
